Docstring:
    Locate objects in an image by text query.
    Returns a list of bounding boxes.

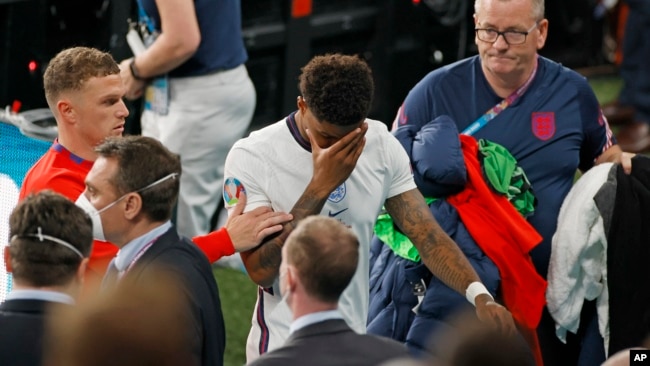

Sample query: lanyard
[462,56,539,136]
[118,236,159,279]
[136,0,156,34]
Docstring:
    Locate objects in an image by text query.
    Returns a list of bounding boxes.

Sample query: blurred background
[0,1,626,365]
[0,0,624,130]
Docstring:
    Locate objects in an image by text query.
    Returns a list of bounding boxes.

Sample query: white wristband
[465,281,493,306]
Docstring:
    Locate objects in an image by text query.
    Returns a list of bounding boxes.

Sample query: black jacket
[124,227,226,366]
[0,298,70,366]
[248,318,409,366]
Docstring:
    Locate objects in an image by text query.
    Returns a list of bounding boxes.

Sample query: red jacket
[447,135,546,366]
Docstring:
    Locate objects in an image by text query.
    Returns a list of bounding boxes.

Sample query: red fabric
[447,135,546,366]
[19,142,93,201]
[192,228,235,264]
[19,142,118,285]
[291,0,312,18]
[19,141,235,285]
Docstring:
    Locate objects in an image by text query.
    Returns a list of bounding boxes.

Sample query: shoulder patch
[223,177,245,206]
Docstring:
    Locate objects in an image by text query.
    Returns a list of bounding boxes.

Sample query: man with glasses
[393,0,632,364]
[475,21,539,46]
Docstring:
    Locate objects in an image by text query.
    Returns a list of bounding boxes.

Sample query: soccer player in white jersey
[223,54,516,362]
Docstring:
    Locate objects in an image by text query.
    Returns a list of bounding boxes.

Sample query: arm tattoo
[242,190,328,287]
[385,189,480,294]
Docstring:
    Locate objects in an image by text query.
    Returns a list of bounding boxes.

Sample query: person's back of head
[44,268,194,366]
[298,53,374,127]
[43,47,120,111]
[426,310,535,366]
[94,135,182,223]
[283,215,359,304]
[6,190,92,292]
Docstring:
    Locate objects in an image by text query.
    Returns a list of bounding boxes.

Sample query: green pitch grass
[214,267,257,366]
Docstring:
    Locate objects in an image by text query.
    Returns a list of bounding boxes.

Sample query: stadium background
[0,0,624,364]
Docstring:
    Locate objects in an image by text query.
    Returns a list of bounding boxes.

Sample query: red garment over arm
[192,227,235,264]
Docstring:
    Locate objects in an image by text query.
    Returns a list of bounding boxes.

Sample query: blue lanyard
[136,0,156,34]
[462,57,539,136]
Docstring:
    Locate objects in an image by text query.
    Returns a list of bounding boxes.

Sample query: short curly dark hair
[299,53,374,126]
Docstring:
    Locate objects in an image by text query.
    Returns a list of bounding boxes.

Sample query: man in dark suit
[77,135,225,366]
[247,216,411,366]
[1,191,93,366]
[44,267,203,366]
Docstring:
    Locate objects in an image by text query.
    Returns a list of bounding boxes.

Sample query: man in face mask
[19,46,291,292]
[78,135,225,366]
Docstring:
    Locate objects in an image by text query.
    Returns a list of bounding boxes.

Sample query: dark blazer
[247,319,410,366]
[123,227,226,366]
[0,298,69,366]
[607,155,650,355]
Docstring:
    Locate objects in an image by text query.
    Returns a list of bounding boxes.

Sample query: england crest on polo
[531,112,556,141]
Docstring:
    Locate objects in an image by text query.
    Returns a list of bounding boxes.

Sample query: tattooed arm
[240,189,329,288]
[385,188,516,333]
[241,122,368,288]
[385,188,480,294]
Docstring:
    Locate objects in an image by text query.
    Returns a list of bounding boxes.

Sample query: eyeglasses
[475,22,539,45]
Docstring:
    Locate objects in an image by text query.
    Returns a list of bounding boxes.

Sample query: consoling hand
[225,194,293,252]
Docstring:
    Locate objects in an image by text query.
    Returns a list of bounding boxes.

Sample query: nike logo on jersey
[328,208,348,217]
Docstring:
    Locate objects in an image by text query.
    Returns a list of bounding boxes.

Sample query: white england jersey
[223,113,416,361]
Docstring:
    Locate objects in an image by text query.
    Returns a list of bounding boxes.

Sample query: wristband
[465,281,494,306]
[129,58,146,81]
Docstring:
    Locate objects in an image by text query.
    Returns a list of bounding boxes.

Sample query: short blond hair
[43,47,120,108]
[285,216,359,303]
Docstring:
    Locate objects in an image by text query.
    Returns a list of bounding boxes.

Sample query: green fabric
[478,139,536,217]
[478,139,516,194]
[373,139,537,261]
[373,197,436,262]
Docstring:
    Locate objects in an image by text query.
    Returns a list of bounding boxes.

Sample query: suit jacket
[122,227,226,366]
[248,319,410,366]
[0,298,69,366]
[607,155,650,355]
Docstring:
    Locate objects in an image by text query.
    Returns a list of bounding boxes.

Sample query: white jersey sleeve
[379,124,417,198]
[223,140,272,213]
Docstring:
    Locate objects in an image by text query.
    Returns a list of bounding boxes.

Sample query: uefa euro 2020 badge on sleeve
[223,177,246,207]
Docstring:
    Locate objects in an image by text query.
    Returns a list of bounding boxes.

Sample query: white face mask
[75,194,122,242]
[75,173,179,242]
